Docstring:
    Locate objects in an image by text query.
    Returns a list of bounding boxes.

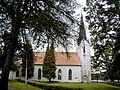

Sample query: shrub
[107,82,120,87]
[17,79,83,90]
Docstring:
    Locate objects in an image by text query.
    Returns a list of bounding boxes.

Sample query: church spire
[77,12,86,46]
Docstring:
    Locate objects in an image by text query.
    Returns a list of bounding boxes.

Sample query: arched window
[16,71,19,77]
[68,69,72,80]
[83,45,85,53]
[58,69,62,80]
[38,68,41,79]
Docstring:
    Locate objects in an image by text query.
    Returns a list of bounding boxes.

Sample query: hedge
[17,79,83,90]
[107,82,120,88]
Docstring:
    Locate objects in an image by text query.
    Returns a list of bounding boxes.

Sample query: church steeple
[76,12,91,83]
[77,12,86,46]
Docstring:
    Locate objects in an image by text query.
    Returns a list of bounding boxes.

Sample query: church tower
[77,12,91,83]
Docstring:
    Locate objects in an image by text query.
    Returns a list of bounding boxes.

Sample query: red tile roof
[34,52,81,66]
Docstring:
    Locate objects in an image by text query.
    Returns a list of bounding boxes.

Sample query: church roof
[34,52,81,66]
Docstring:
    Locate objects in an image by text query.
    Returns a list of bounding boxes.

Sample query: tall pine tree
[42,43,56,82]
[21,41,34,79]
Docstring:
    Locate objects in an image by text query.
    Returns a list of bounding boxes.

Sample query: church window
[68,69,72,80]
[83,45,85,53]
[38,68,41,79]
[16,71,19,77]
[58,69,62,80]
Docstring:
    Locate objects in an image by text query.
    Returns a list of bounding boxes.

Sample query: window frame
[83,45,85,53]
[58,69,62,80]
[16,71,19,77]
[68,69,72,80]
[38,68,41,79]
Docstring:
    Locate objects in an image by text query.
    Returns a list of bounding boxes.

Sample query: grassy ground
[33,81,120,90]
[80,83,120,90]
[8,80,43,90]
[9,80,120,90]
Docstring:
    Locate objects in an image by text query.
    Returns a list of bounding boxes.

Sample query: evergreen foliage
[42,43,56,82]
[86,0,120,81]
[21,41,34,79]
[10,56,19,71]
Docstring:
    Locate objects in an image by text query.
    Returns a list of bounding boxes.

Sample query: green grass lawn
[9,80,120,90]
[33,81,120,90]
[51,82,120,90]
[80,83,120,90]
[8,80,43,90]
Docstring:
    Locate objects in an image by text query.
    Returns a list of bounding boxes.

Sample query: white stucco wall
[0,70,18,79]
[32,65,82,82]
[9,71,18,80]
[54,65,81,82]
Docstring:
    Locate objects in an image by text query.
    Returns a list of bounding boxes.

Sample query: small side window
[68,69,72,80]
[38,68,41,79]
[58,69,62,80]
[16,71,19,77]
[83,46,85,53]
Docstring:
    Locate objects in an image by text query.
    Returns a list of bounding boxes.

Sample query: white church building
[32,13,91,82]
[32,42,91,83]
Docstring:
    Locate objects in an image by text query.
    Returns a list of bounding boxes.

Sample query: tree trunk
[0,49,15,90]
[110,78,114,82]
[0,17,20,90]
[117,77,119,83]
[49,78,51,83]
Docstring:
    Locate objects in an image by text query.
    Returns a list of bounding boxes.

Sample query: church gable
[34,52,81,66]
